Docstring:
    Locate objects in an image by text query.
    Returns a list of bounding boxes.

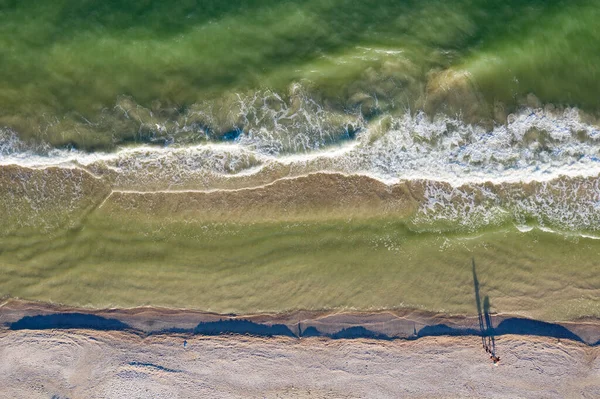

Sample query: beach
[2,1,600,396]
[1,328,598,398]
[1,298,599,398]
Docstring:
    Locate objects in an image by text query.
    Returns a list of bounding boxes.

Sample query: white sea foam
[3,105,600,231]
[343,107,600,185]
[412,177,600,231]
[1,105,600,187]
[580,233,600,240]
[515,224,534,233]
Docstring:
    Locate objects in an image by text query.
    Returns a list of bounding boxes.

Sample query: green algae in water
[2,0,600,149]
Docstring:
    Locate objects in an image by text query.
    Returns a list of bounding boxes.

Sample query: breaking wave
[4,101,600,183]
[3,93,600,232]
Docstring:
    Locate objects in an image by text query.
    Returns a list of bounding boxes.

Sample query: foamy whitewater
[3,99,600,234]
[2,105,600,186]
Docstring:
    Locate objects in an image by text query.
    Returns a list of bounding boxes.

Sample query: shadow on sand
[8,312,587,343]
[9,313,130,331]
[416,318,583,342]
[325,326,392,340]
[191,319,295,337]
[161,319,296,337]
[472,259,497,357]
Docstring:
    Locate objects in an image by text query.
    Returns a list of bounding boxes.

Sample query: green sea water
[1,0,599,149]
[1,166,599,321]
[1,1,600,321]
[1,212,599,320]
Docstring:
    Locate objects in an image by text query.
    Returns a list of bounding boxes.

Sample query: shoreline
[2,298,599,346]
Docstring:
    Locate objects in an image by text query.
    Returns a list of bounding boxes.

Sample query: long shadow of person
[472,259,488,353]
[472,259,499,363]
[483,295,496,357]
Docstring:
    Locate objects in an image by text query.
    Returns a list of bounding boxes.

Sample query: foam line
[2,107,600,187]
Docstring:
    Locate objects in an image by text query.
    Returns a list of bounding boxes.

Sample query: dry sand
[0,329,598,399]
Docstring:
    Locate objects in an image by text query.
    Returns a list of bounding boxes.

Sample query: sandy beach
[1,329,598,398]
[1,299,599,398]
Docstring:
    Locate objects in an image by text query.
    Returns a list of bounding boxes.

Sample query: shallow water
[1,212,599,320]
[1,1,600,320]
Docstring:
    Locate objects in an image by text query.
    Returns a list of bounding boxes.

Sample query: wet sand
[0,329,598,398]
